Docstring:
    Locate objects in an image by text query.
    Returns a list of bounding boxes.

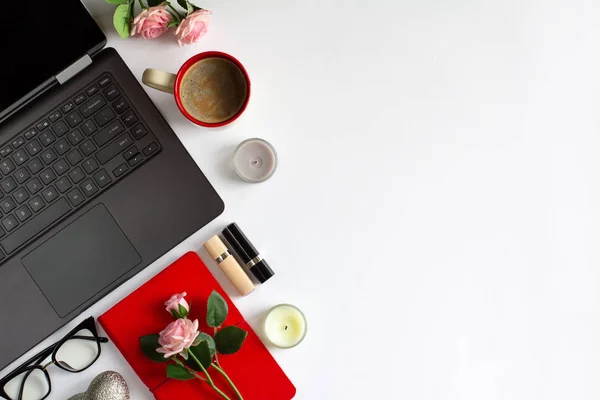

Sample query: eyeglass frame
[0,316,108,400]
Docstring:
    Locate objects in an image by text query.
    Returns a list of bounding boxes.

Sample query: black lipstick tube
[222,223,274,283]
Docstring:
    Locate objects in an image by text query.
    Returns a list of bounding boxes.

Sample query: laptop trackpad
[22,204,141,317]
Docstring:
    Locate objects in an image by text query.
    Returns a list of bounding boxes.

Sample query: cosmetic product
[222,223,274,283]
[264,304,307,348]
[204,235,255,296]
[233,138,278,182]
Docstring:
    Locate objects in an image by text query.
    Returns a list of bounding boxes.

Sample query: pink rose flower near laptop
[140,291,248,400]
[107,0,211,45]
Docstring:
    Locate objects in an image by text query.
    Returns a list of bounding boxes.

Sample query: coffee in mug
[179,58,248,124]
[142,52,251,127]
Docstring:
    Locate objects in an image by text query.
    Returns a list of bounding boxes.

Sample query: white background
[3,0,600,399]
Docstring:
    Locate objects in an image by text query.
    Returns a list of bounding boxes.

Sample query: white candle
[264,304,307,348]
[233,138,278,182]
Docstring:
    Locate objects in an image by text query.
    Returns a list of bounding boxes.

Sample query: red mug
[142,51,251,127]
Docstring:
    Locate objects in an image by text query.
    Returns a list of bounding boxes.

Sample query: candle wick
[285,325,288,330]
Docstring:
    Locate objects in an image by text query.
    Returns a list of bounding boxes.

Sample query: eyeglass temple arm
[71,335,109,343]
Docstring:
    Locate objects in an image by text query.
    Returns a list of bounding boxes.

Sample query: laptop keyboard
[0,73,161,258]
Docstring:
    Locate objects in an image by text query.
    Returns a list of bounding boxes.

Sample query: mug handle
[142,69,176,94]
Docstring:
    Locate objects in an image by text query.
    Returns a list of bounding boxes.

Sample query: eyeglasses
[0,317,108,400]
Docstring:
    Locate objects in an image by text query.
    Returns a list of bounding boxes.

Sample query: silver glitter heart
[68,371,130,400]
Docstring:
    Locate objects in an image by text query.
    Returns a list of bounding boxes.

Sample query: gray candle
[233,138,278,183]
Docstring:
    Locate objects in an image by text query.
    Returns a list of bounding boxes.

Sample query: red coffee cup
[142,51,251,127]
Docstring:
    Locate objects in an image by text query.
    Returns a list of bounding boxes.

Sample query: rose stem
[211,363,244,400]
[188,350,232,400]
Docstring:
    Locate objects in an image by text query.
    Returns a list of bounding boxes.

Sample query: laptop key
[25,140,42,156]
[93,120,124,147]
[24,129,37,140]
[113,163,128,177]
[96,133,133,164]
[27,158,43,174]
[36,119,49,131]
[41,148,57,165]
[103,85,120,101]
[53,159,69,176]
[121,110,138,127]
[131,124,147,140]
[73,93,86,105]
[68,167,85,183]
[80,140,96,157]
[0,177,16,194]
[123,147,139,161]
[66,188,84,207]
[61,101,75,114]
[0,147,12,157]
[0,160,15,175]
[81,120,98,136]
[93,107,116,127]
[0,198,71,254]
[68,129,84,145]
[66,149,83,166]
[112,97,129,114]
[11,150,28,166]
[11,137,24,149]
[54,139,70,156]
[143,142,159,156]
[26,178,42,194]
[98,75,112,87]
[13,188,29,204]
[86,84,99,97]
[56,177,72,193]
[66,111,83,127]
[15,206,32,222]
[28,196,45,213]
[48,111,61,123]
[39,132,55,146]
[42,186,58,203]
[80,94,106,118]
[128,153,143,167]
[52,120,69,137]
[2,215,18,232]
[40,169,56,185]
[93,169,111,188]
[82,158,99,174]
[80,179,98,198]
[14,168,30,184]
[0,197,15,213]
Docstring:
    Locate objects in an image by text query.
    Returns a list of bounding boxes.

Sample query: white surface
[2,0,600,399]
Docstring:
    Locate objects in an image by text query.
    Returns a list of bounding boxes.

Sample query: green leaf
[140,335,168,363]
[215,326,247,355]
[113,3,132,39]
[186,341,212,371]
[105,0,128,4]
[196,332,216,356]
[185,0,194,14]
[147,0,162,6]
[170,309,181,319]
[167,20,179,28]
[178,304,189,318]
[206,291,228,328]
[166,364,195,380]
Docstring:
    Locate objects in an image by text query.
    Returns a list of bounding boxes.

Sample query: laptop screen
[1,1,106,116]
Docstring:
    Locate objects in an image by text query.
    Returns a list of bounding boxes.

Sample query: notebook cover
[98,251,296,399]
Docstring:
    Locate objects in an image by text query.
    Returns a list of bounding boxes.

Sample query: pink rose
[175,9,211,46]
[131,4,172,40]
[156,318,200,359]
[165,292,190,316]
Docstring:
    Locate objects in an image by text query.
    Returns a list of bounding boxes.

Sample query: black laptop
[0,1,224,369]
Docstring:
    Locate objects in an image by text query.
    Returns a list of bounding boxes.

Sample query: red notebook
[98,252,296,399]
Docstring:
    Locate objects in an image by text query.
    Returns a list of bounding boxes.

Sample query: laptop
[0,1,224,370]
